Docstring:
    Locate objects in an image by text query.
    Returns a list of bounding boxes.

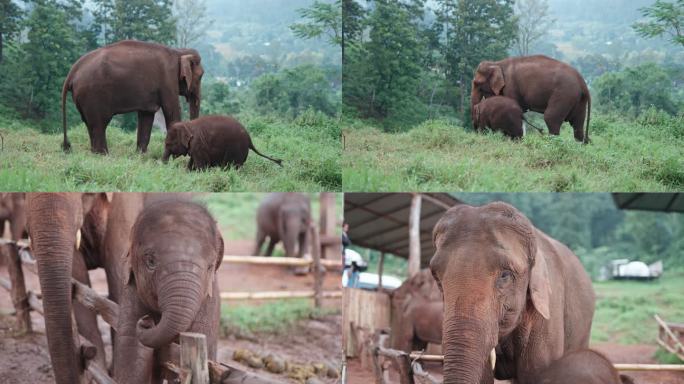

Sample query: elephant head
[429,202,550,384]
[162,122,192,163]
[278,202,311,258]
[123,199,223,349]
[178,50,203,119]
[471,62,504,126]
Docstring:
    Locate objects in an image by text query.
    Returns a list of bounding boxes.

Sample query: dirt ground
[345,342,684,384]
[0,239,343,384]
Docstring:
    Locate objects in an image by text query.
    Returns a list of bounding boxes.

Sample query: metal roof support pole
[408,193,422,277]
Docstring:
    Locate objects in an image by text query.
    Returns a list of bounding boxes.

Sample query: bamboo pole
[221,255,340,269]
[180,332,209,384]
[377,252,385,293]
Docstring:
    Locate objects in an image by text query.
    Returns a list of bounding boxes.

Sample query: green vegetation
[343,111,684,192]
[591,271,684,347]
[220,299,337,334]
[0,110,341,191]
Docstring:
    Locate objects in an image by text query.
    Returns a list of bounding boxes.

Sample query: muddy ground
[0,239,343,384]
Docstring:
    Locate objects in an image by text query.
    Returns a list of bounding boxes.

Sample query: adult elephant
[471,55,591,143]
[61,40,204,154]
[254,193,312,258]
[26,193,108,384]
[429,202,595,384]
[390,269,443,353]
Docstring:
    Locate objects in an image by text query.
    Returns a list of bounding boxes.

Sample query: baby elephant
[472,96,524,138]
[531,349,634,384]
[163,115,283,169]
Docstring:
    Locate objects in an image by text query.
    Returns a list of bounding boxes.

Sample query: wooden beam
[311,225,323,309]
[86,361,117,384]
[71,279,119,331]
[408,194,422,278]
[219,290,342,300]
[221,255,340,269]
[377,252,385,293]
[180,332,209,384]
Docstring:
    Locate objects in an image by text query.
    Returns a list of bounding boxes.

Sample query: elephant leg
[297,230,309,258]
[254,228,266,256]
[136,111,155,153]
[568,102,587,142]
[113,284,154,384]
[72,251,107,369]
[543,94,574,136]
[161,96,182,126]
[265,238,277,256]
[83,110,112,155]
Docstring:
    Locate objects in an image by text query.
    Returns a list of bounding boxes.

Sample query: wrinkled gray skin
[114,198,223,384]
[390,269,443,353]
[0,193,28,244]
[530,349,634,384]
[430,202,596,384]
[254,193,311,258]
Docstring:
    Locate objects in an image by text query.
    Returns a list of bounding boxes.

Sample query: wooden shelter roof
[613,193,684,213]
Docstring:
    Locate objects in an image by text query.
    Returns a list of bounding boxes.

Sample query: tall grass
[342,111,684,191]
[0,110,341,191]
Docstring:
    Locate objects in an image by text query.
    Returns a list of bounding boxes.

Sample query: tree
[435,0,518,122]
[174,0,212,48]
[633,0,684,48]
[290,0,342,48]
[0,0,23,63]
[514,0,554,56]
[341,0,365,63]
[92,0,176,45]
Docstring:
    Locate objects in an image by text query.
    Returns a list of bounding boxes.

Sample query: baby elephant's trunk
[249,139,283,167]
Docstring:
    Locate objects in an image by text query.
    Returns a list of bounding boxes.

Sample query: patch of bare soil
[594,343,684,384]
[0,314,54,384]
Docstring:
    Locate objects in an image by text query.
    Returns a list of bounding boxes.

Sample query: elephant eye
[144,252,157,270]
[496,270,513,288]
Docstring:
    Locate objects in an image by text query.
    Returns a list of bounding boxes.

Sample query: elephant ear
[180,55,194,93]
[215,229,224,271]
[489,65,505,95]
[529,244,551,320]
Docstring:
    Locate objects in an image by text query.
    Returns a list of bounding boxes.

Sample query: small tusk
[490,348,496,370]
[76,229,81,250]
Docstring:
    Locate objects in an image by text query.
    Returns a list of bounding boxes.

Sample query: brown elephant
[61,40,203,154]
[472,96,524,139]
[162,115,282,170]
[430,202,595,384]
[114,198,223,384]
[254,193,311,258]
[390,269,443,353]
[471,55,591,143]
[26,193,111,384]
[0,193,27,243]
[530,349,634,384]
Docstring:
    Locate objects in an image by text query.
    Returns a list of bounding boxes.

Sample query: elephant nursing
[471,55,591,144]
[430,202,596,384]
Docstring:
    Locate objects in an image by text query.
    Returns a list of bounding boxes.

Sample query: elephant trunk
[470,82,482,129]
[28,194,81,384]
[281,215,300,258]
[188,93,200,120]
[138,269,203,349]
[162,148,170,163]
[442,315,497,384]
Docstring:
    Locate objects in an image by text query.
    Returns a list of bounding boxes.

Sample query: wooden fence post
[377,252,385,293]
[408,194,422,278]
[311,225,323,309]
[180,332,209,384]
[5,243,31,333]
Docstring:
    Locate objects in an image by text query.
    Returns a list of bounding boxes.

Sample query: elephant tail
[584,93,591,144]
[61,74,72,152]
[249,139,283,167]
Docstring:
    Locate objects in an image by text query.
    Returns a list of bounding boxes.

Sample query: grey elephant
[472,96,525,139]
[530,349,634,384]
[254,193,312,258]
[113,198,224,384]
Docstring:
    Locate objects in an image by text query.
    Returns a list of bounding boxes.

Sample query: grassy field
[591,271,684,347]
[0,111,341,191]
[342,112,684,191]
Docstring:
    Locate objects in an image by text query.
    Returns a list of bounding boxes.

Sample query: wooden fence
[0,227,342,384]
